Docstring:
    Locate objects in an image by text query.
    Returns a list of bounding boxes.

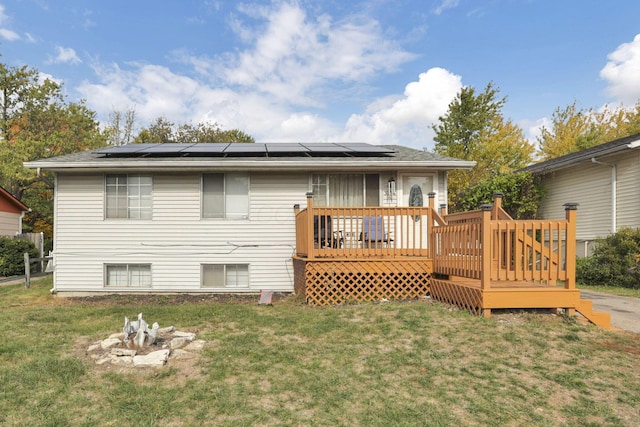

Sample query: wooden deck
[293,193,612,329]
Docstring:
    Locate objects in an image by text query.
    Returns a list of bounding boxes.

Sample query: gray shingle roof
[522,133,640,174]
[25,143,475,172]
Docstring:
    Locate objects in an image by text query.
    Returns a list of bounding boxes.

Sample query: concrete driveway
[581,290,640,333]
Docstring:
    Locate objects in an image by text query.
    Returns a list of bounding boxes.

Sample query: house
[0,185,29,237]
[24,142,474,296]
[523,133,640,257]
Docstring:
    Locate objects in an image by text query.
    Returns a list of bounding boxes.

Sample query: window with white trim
[105,175,152,219]
[105,264,151,287]
[202,173,249,219]
[311,174,379,206]
[201,264,249,288]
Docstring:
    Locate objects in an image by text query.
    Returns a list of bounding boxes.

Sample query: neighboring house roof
[522,133,640,175]
[0,185,29,214]
[23,143,476,173]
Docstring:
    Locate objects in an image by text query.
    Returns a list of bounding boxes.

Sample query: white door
[398,175,434,249]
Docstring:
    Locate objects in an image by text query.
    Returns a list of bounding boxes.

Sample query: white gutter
[591,157,616,233]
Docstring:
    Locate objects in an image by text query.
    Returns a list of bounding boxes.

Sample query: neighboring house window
[105,264,151,287]
[311,174,379,206]
[105,175,152,219]
[202,264,249,288]
[202,173,249,219]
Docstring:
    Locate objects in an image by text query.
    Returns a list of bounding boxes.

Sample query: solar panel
[95,144,158,155]
[223,143,268,153]
[265,143,310,153]
[301,143,349,153]
[338,143,394,154]
[95,142,395,158]
[181,143,229,154]
[141,143,194,154]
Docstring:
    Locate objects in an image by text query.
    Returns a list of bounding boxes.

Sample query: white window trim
[104,174,153,220]
[104,264,152,288]
[201,173,250,220]
[201,263,250,288]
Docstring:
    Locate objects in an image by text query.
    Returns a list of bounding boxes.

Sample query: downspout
[590,157,616,233]
[17,209,30,235]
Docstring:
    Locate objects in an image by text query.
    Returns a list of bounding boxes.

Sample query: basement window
[201,264,249,288]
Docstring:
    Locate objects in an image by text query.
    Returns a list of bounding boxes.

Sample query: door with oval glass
[399,175,434,250]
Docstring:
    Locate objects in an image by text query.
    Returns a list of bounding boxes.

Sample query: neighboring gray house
[0,185,29,237]
[25,143,474,296]
[524,133,640,257]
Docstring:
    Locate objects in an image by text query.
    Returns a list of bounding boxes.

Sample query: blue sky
[1,0,639,150]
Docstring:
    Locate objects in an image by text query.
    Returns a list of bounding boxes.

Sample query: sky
[1,0,640,150]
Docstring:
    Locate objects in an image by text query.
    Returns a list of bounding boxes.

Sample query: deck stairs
[575,298,613,329]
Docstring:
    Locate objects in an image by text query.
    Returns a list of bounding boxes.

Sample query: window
[105,175,152,219]
[202,264,249,288]
[202,173,249,219]
[311,174,379,206]
[105,264,151,287]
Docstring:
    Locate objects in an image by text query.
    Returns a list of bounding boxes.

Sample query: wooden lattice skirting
[293,257,432,305]
[430,278,483,316]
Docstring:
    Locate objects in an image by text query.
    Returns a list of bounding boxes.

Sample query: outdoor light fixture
[387,177,396,196]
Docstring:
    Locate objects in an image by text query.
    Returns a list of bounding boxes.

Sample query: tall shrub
[0,237,39,277]
[576,227,640,289]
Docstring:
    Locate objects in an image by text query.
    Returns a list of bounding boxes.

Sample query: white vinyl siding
[536,150,640,257]
[51,169,448,294]
[52,172,308,294]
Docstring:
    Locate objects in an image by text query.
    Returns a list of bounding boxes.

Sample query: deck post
[564,203,578,290]
[439,204,447,218]
[428,192,435,210]
[480,204,493,290]
[492,192,504,220]
[306,193,315,260]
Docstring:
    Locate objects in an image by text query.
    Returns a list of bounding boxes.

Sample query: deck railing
[295,193,577,290]
[432,196,577,290]
[294,193,444,259]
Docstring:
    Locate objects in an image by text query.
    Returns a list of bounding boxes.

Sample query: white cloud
[0,5,19,41]
[338,68,462,149]
[433,0,460,15]
[77,1,420,144]
[217,2,415,106]
[50,46,82,65]
[600,34,640,105]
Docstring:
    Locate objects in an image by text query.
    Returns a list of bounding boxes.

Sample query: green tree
[537,101,640,160]
[0,62,107,236]
[456,172,543,219]
[133,118,254,143]
[433,83,534,211]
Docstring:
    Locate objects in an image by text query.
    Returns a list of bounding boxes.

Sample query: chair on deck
[360,215,392,248]
[314,215,342,248]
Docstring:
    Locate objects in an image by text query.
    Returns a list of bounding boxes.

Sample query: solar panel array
[95,143,395,158]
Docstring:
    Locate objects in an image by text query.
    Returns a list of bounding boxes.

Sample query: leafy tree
[105,108,136,146]
[0,62,107,235]
[433,83,534,211]
[537,101,640,160]
[133,118,254,143]
[456,172,543,219]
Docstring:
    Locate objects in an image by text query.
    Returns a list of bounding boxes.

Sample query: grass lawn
[577,284,640,299]
[1,277,639,426]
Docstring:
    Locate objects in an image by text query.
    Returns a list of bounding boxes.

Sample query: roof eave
[25,159,476,172]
